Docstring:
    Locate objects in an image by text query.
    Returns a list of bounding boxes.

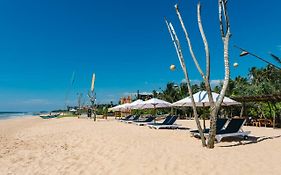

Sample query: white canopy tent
[172,91,241,107]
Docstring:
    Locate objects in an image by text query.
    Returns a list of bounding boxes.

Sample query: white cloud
[181,79,187,83]
[181,79,223,87]
[181,79,201,85]
[210,79,223,87]
[191,79,201,85]
[122,91,152,97]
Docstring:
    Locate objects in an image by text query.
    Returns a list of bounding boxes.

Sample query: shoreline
[0,114,38,121]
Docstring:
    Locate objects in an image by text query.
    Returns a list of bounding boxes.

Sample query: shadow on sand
[219,135,281,148]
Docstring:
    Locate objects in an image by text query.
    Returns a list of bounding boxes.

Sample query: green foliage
[95,104,111,115]
[57,114,76,118]
[153,65,281,120]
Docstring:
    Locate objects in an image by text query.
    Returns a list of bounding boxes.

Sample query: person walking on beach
[87,108,92,119]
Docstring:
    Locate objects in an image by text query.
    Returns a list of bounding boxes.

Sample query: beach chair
[146,115,173,126]
[120,115,140,123]
[122,115,140,123]
[133,116,156,126]
[214,118,250,142]
[147,116,180,129]
[190,118,228,136]
[118,115,134,122]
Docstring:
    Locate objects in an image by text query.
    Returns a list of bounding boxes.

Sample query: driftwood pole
[88,73,96,121]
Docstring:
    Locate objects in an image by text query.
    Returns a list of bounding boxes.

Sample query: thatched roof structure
[232,93,281,103]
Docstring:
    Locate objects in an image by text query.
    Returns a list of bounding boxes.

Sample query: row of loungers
[118,115,251,142]
[118,115,181,129]
[190,118,251,142]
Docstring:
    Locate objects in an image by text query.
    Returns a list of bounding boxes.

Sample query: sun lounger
[146,115,173,126]
[122,115,140,123]
[192,118,250,142]
[190,118,228,136]
[215,118,250,142]
[147,116,180,129]
[117,115,133,121]
[118,115,135,122]
[124,115,140,123]
[133,116,156,126]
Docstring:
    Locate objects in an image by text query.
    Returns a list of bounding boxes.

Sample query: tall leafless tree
[166,0,231,148]
[165,19,207,147]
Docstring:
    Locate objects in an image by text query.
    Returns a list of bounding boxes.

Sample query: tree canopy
[154,65,281,119]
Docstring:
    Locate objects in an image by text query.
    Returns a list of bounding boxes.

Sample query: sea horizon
[0,111,39,120]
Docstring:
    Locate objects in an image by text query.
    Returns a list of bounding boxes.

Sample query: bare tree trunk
[197,3,215,108]
[175,4,216,112]
[166,0,231,148]
[208,31,230,147]
[165,19,206,147]
[240,102,245,118]
[197,3,218,142]
[175,3,217,148]
[175,4,204,78]
[207,0,231,148]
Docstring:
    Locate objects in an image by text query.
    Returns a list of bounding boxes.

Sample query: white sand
[0,116,281,175]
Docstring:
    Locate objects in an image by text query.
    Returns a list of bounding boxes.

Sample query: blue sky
[0,0,280,111]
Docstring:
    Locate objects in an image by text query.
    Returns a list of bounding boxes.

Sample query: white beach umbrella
[172,91,241,107]
[109,103,131,112]
[136,98,172,109]
[127,99,144,109]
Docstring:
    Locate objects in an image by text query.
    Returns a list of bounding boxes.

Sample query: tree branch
[218,0,225,37]
[165,18,206,147]
[197,2,214,106]
[165,18,182,70]
[216,0,231,108]
[207,0,231,148]
[175,4,205,78]
[222,0,230,32]
[215,30,231,109]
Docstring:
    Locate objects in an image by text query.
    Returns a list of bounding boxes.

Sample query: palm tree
[199,82,205,91]
[232,76,249,96]
[179,82,189,98]
[191,84,200,94]
[161,82,181,103]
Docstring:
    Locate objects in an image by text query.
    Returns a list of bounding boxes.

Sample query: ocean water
[0,112,33,120]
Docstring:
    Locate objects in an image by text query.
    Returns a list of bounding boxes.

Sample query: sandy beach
[0,116,281,175]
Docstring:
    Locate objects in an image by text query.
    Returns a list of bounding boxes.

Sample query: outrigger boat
[40,113,60,119]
